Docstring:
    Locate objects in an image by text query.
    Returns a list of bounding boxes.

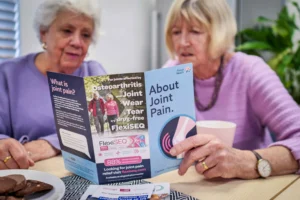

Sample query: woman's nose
[179,32,190,46]
[70,33,82,47]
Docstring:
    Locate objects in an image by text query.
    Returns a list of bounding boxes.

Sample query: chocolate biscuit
[5,197,25,200]
[0,177,16,194]
[0,196,21,200]
[14,180,53,197]
[4,175,26,192]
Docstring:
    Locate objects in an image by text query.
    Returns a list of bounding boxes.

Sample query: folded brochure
[48,63,197,184]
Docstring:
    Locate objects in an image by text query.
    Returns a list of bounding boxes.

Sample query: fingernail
[178,170,183,176]
[170,149,176,156]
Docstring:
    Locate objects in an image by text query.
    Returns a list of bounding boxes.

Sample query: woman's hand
[24,140,60,162]
[0,138,34,169]
[169,134,259,179]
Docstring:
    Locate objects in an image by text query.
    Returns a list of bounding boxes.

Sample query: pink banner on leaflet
[104,156,142,166]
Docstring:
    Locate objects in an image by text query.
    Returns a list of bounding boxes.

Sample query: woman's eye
[191,30,200,34]
[83,33,91,39]
[172,30,181,35]
[63,29,72,33]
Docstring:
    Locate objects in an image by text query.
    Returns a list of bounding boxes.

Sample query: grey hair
[93,92,99,97]
[33,0,101,43]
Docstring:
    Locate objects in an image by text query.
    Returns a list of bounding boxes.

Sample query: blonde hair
[106,93,114,100]
[165,0,237,59]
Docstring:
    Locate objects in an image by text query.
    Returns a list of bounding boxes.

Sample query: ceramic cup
[196,120,236,146]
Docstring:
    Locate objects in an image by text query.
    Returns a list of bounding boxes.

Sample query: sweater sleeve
[100,99,105,114]
[104,103,108,114]
[86,60,107,76]
[0,65,13,140]
[248,58,300,174]
[0,116,10,140]
[0,117,10,140]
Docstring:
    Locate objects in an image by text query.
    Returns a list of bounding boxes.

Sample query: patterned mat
[61,175,198,200]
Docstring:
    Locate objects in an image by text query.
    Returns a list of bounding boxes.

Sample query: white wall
[19,0,152,74]
[19,0,41,57]
[19,0,289,73]
[238,0,282,30]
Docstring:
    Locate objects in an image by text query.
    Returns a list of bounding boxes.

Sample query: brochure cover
[47,63,196,184]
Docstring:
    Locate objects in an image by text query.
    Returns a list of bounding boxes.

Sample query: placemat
[61,175,198,200]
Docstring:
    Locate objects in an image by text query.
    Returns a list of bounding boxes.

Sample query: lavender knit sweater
[164,52,300,174]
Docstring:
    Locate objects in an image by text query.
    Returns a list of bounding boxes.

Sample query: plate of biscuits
[0,169,65,200]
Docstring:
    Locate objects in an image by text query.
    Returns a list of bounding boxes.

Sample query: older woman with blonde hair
[104,93,119,133]
[164,0,300,179]
[0,0,106,169]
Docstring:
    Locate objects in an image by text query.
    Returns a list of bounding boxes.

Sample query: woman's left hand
[24,140,60,162]
[169,134,259,179]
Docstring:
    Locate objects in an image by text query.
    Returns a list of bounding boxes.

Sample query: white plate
[0,169,65,200]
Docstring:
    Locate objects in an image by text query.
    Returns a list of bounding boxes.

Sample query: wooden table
[30,156,299,200]
[274,176,300,200]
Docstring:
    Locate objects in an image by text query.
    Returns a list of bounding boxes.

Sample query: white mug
[196,120,236,147]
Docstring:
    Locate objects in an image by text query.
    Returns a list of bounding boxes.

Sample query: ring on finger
[201,161,209,170]
[3,156,12,163]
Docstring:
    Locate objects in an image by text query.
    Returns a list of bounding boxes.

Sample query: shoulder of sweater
[0,53,35,74]
[162,53,268,70]
[82,60,107,76]
[230,52,267,69]
[228,52,273,77]
[234,53,284,103]
[162,53,273,78]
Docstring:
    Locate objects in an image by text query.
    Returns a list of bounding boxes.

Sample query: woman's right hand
[0,138,34,169]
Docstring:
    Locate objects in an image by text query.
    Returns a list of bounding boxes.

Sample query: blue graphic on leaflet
[144,64,196,177]
[62,151,98,184]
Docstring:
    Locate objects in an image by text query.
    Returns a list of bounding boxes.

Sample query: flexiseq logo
[185,66,191,72]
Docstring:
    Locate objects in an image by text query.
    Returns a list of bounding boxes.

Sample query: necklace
[194,55,224,111]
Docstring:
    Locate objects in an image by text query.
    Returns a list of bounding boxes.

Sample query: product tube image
[172,116,195,158]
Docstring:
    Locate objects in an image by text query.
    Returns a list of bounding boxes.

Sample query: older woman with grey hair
[164,0,300,179]
[0,0,106,169]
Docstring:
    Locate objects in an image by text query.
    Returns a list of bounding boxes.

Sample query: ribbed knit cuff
[0,134,10,140]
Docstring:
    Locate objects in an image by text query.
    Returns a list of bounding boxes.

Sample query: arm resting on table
[24,134,61,162]
[256,146,299,176]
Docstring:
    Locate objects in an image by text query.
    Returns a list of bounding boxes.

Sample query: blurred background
[0,0,295,73]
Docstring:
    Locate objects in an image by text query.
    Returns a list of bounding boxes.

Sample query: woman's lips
[181,51,193,55]
[65,52,80,59]
[180,53,193,57]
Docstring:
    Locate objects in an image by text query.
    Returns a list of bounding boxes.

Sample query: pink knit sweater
[163,52,300,174]
[105,100,119,116]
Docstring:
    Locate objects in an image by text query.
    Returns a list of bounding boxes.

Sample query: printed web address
[106,173,144,179]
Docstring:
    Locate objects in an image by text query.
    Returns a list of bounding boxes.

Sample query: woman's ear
[40,30,47,43]
[40,30,48,50]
